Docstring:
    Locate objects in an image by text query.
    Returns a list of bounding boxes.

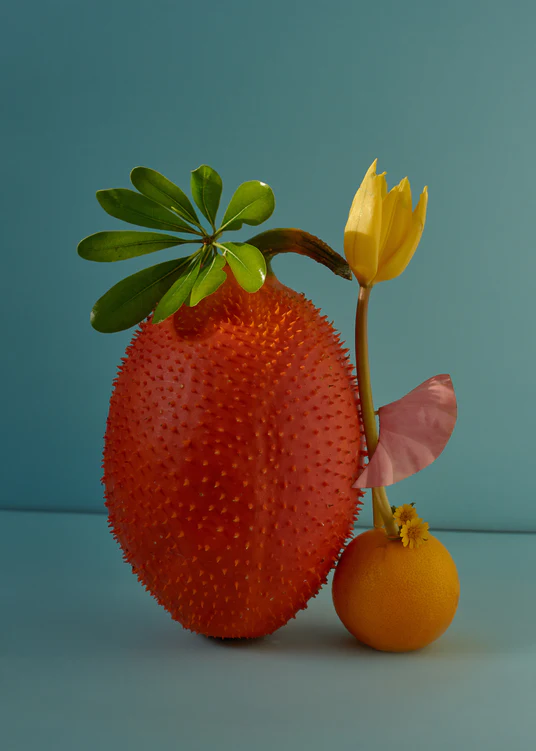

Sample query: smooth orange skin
[332,528,460,652]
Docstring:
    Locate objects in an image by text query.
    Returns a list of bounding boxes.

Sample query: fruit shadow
[206,615,528,659]
[206,620,367,656]
[62,602,533,660]
[63,584,536,659]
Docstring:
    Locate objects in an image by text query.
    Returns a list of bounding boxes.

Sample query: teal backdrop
[2,0,534,531]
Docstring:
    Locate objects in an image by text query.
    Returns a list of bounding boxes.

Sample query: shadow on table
[62,591,535,659]
[32,585,534,660]
[207,621,367,656]
[205,618,510,659]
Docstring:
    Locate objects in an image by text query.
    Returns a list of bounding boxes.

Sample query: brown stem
[247,228,352,280]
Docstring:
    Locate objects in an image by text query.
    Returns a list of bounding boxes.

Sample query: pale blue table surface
[1,511,535,751]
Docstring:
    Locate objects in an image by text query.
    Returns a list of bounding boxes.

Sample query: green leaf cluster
[79,165,275,332]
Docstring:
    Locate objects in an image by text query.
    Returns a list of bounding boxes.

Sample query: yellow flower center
[400,518,429,549]
[393,504,418,527]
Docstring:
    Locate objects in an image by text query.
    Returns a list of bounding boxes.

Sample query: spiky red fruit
[103,272,364,638]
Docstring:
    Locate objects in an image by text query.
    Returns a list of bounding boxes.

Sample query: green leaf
[130,167,201,227]
[152,258,202,323]
[97,189,199,234]
[246,227,352,280]
[90,258,190,333]
[190,165,222,228]
[189,252,227,306]
[220,180,275,232]
[78,230,187,262]
[217,241,266,293]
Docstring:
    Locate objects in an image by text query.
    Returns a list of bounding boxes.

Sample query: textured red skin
[103,272,365,638]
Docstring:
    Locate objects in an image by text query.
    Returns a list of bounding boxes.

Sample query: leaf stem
[355,286,399,538]
[193,219,210,235]
[216,220,232,234]
[167,210,206,235]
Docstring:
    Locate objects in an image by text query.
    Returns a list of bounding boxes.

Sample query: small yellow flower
[393,503,418,527]
[344,159,428,287]
[400,517,430,549]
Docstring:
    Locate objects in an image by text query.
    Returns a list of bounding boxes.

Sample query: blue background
[2,0,535,530]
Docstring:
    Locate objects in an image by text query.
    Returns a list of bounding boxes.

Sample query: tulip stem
[355,286,399,538]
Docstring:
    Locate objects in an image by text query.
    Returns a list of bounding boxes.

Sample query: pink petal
[354,374,457,488]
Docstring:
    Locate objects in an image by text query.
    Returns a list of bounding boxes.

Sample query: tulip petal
[374,186,428,283]
[377,172,388,200]
[379,177,413,260]
[344,160,383,286]
[353,374,457,488]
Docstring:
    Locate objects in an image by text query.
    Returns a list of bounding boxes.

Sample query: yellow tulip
[344,159,428,286]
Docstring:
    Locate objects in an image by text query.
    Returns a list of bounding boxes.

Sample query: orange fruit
[332,528,460,652]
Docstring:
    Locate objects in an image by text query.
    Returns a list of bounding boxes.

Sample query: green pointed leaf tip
[191,165,223,228]
[218,241,266,293]
[130,167,201,227]
[152,258,202,323]
[220,180,275,232]
[97,189,199,234]
[90,258,189,333]
[78,231,187,262]
[189,252,227,306]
